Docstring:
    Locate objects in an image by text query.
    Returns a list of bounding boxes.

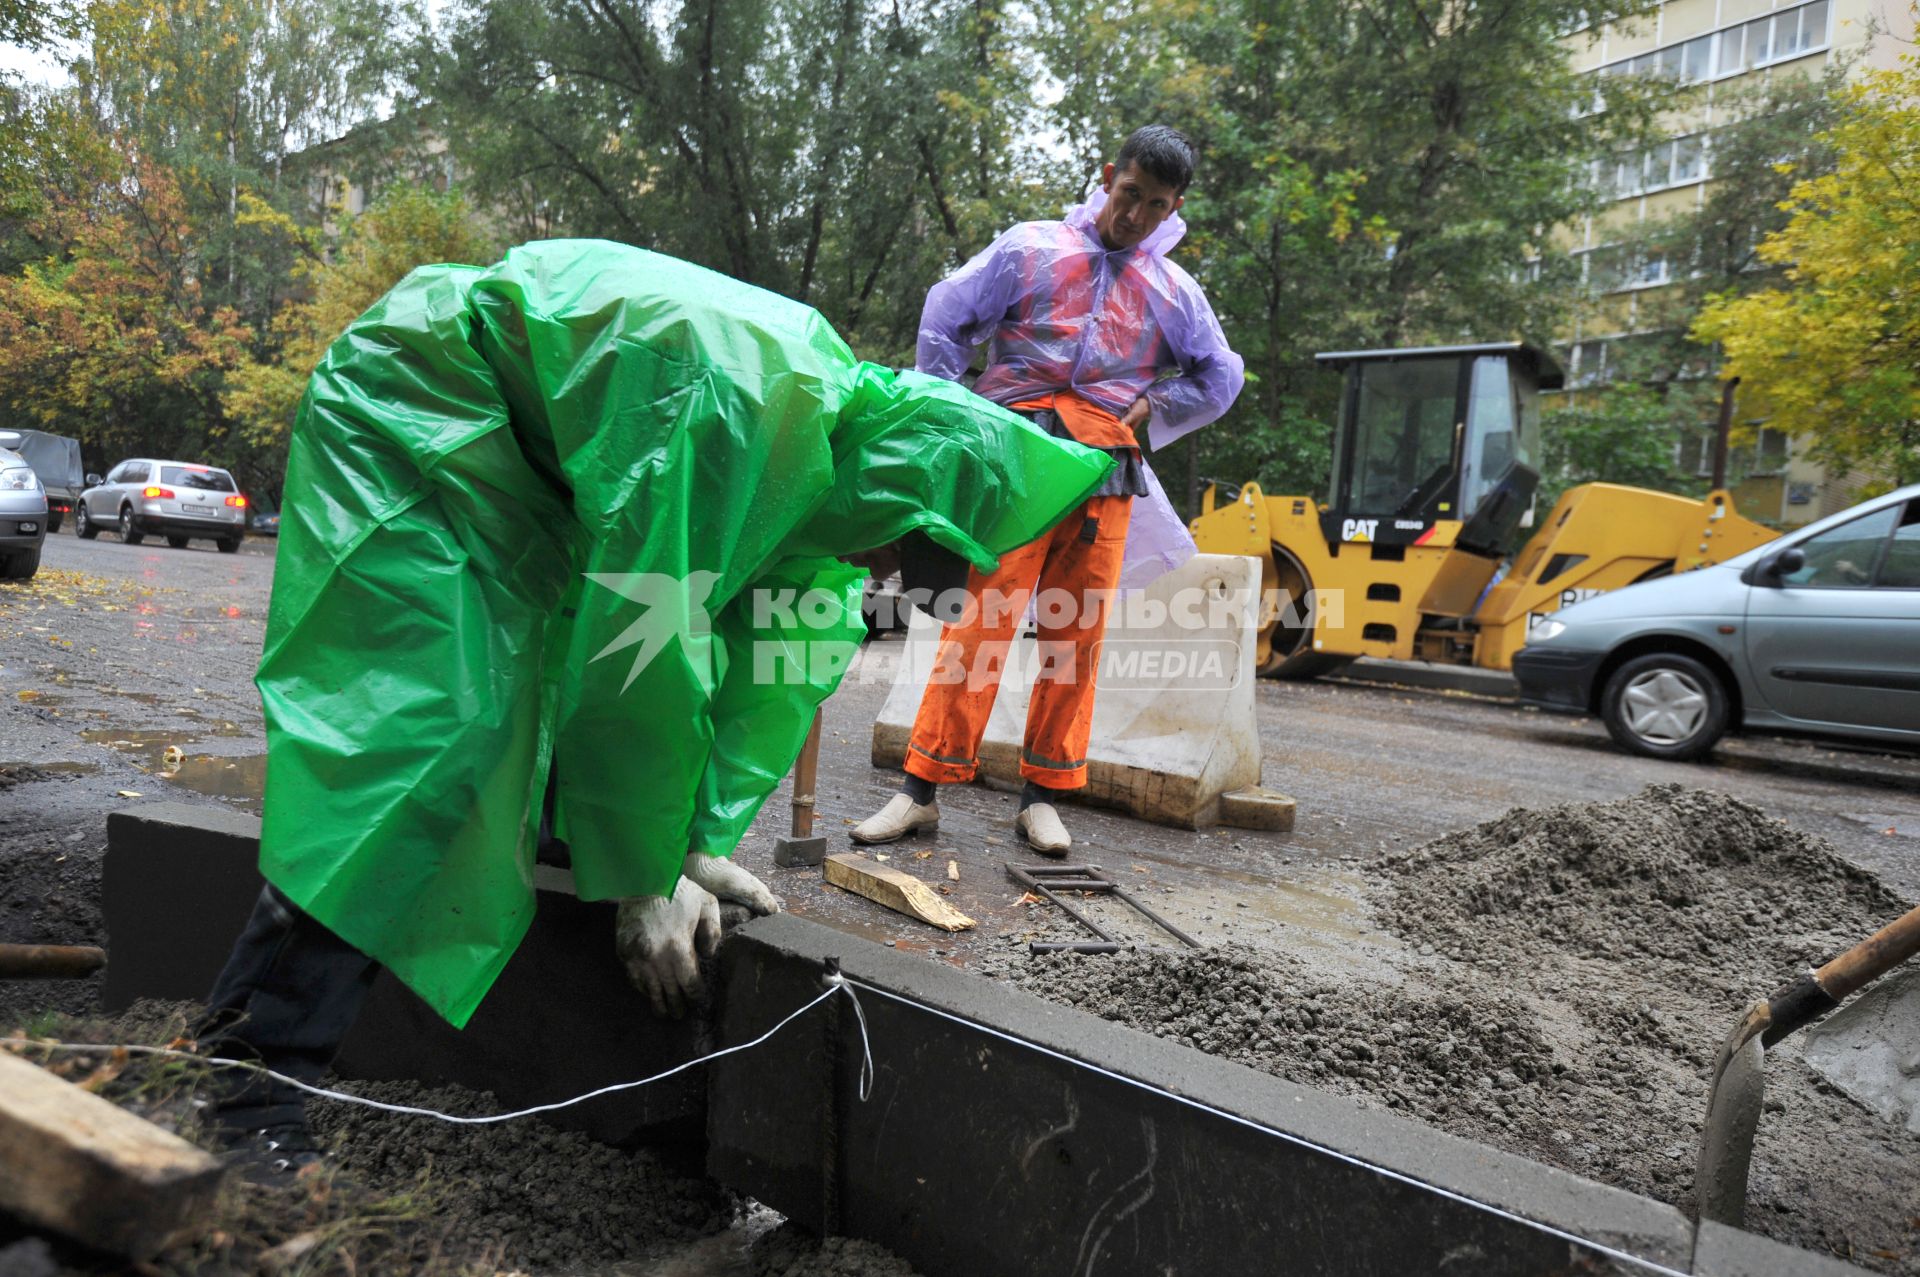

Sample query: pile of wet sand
[1372,783,1908,995]
[997,785,1920,1272]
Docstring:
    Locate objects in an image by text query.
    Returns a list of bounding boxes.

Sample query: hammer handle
[0,944,107,979]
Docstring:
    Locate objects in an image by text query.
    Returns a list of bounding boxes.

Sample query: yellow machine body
[1191,480,1778,673]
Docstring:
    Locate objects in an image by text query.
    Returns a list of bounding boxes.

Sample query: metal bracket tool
[1006,863,1203,954]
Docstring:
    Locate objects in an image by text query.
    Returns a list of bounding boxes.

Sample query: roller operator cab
[1321,344,1548,556]
[1193,343,1555,678]
[1189,342,1776,678]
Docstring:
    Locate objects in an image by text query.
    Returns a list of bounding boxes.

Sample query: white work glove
[681,851,781,915]
[614,854,780,1018]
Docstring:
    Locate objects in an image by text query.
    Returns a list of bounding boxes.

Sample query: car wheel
[75,504,98,540]
[46,512,62,535]
[2,549,39,580]
[217,537,241,554]
[1601,652,1730,761]
[167,535,189,549]
[119,506,145,546]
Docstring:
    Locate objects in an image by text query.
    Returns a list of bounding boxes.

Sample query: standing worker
[853,125,1244,856]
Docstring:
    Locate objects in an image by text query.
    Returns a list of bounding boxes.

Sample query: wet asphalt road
[1,524,1916,974]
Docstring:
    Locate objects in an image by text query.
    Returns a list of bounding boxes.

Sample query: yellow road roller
[1190,343,1778,678]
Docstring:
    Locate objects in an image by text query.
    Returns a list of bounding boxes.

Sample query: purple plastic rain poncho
[916,189,1245,588]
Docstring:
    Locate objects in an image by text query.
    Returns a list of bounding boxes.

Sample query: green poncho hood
[257,239,1111,1025]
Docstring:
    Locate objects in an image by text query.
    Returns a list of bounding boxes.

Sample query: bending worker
[853,125,1244,856]
[198,239,1112,1172]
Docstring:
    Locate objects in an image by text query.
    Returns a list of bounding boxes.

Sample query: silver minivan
[76,458,248,552]
[1514,482,1920,759]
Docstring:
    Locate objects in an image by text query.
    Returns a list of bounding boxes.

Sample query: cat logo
[1341,518,1378,543]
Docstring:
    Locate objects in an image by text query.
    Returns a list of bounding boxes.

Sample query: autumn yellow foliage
[1692,46,1920,485]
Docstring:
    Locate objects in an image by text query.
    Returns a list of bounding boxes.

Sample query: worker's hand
[682,852,781,916]
[1120,396,1152,442]
[614,878,722,1019]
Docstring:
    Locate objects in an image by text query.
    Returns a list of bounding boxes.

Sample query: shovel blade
[1696,1033,1765,1228]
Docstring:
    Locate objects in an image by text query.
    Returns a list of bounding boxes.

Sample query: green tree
[1539,382,1700,511]
[422,0,1049,365]
[1031,0,1670,503]
[1,0,77,49]
[1693,54,1920,485]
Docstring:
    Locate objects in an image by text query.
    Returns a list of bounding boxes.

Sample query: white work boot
[1016,802,1071,857]
[850,793,940,844]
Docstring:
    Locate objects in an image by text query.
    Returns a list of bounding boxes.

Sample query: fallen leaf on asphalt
[115,790,142,798]
[947,860,959,881]
[1017,891,1044,906]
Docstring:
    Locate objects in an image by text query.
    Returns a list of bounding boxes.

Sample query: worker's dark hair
[1114,125,1196,193]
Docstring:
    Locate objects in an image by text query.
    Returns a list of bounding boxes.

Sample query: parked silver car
[0,430,49,580]
[1514,482,1920,759]
[76,458,248,553]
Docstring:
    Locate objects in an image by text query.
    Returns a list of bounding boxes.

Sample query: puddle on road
[161,753,266,808]
[96,687,163,704]
[81,729,266,809]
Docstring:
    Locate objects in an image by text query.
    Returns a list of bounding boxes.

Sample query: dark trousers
[198,884,380,1130]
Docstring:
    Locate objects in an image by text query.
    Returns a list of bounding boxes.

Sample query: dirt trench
[989,784,1920,1273]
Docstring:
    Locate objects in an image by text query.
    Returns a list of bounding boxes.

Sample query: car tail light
[143,486,175,499]
[226,495,248,508]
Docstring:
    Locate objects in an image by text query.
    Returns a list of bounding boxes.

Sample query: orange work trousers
[905,493,1132,791]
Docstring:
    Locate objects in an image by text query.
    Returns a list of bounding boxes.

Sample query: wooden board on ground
[0,1049,224,1259]
[825,853,976,932]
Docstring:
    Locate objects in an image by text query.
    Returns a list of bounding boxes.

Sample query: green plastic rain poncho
[256,239,1112,1027]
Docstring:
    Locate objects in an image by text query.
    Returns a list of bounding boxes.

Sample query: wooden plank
[824,854,976,932]
[0,1049,224,1259]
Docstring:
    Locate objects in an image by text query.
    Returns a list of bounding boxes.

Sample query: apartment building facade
[1560,0,1909,523]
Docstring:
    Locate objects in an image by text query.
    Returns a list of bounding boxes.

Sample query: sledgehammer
[0,944,107,979]
[773,709,827,867]
[1695,901,1920,1227]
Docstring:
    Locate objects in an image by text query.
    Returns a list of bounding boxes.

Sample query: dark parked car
[1514,482,1920,759]
[7,429,83,533]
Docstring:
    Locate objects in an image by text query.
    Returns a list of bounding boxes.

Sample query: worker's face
[1094,161,1185,252]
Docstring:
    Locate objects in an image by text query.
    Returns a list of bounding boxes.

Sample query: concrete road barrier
[872,553,1271,829]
